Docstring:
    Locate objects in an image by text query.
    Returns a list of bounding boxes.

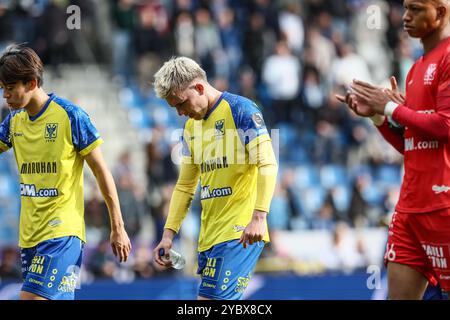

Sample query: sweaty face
[0,81,31,110]
[403,0,443,38]
[166,85,208,120]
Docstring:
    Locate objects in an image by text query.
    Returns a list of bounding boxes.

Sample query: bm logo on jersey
[215,119,225,137]
[44,123,58,142]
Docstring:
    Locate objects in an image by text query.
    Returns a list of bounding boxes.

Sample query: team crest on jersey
[44,123,58,142]
[424,63,437,85]
[215,119,225,137]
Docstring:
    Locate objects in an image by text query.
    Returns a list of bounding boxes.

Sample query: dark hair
[0,44,44,87]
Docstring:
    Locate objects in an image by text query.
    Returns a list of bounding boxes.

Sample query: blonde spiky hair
[153,57,207,99]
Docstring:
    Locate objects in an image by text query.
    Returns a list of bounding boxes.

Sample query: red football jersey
[392,37,450,213]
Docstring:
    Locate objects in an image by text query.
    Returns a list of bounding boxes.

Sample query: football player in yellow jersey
[0,45,131,300]
[152,57,278,300]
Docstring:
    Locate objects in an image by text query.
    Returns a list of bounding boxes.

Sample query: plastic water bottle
[159,248,186,270]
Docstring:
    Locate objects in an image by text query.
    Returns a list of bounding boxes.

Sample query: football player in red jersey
[337,0,450,299]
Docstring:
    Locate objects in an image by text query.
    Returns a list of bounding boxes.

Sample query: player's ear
[436,5,447,20]
[26,79,38,91]
[194,83,204,95]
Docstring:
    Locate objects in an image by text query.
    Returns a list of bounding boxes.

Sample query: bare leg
[387,262,428,299]
[20,291,48,300]
[198,295,211,300]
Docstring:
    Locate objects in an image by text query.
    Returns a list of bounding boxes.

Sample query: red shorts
[384,208,450,291]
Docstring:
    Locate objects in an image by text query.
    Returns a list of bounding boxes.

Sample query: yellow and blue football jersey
[0,93,103,248]
[180,92,271,252]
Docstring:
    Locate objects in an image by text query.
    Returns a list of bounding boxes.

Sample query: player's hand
[336,90,376,117]
[383,76,406,104]
[350,79,391,114]
[110,227,132,263]
[153,237,173,268]
[239,210,267,249]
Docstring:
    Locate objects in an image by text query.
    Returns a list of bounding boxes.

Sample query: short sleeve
[69,107,103,156]
[231,97,270,148]
[0,113,12,152]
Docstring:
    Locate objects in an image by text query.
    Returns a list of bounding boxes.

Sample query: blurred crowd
[0,0,419,283]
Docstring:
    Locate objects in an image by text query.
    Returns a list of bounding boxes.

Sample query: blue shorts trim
[20,236,84,300]
[197,239,264,300]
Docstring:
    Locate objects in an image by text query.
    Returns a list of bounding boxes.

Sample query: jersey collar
[203,92,225,121]
[29,93,55,121]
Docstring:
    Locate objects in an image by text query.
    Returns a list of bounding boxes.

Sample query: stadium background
[0,0,411,299]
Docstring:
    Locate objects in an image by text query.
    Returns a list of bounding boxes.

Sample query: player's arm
[230,100,277,248]
[389,100,450,142]
[153,158,200,267]
[351,59,450,142]
[85,147,132,262]
[0,113,13,154]
[372,116,405,154]
[239,138,278,248]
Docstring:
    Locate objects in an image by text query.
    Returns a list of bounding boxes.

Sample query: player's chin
[403,28,422,38]
[9,104,23,110]
[7,103,22,110]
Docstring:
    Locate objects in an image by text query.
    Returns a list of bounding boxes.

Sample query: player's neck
[422,27,450,55]
[25,89,50,117]
[207,87,223,112]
